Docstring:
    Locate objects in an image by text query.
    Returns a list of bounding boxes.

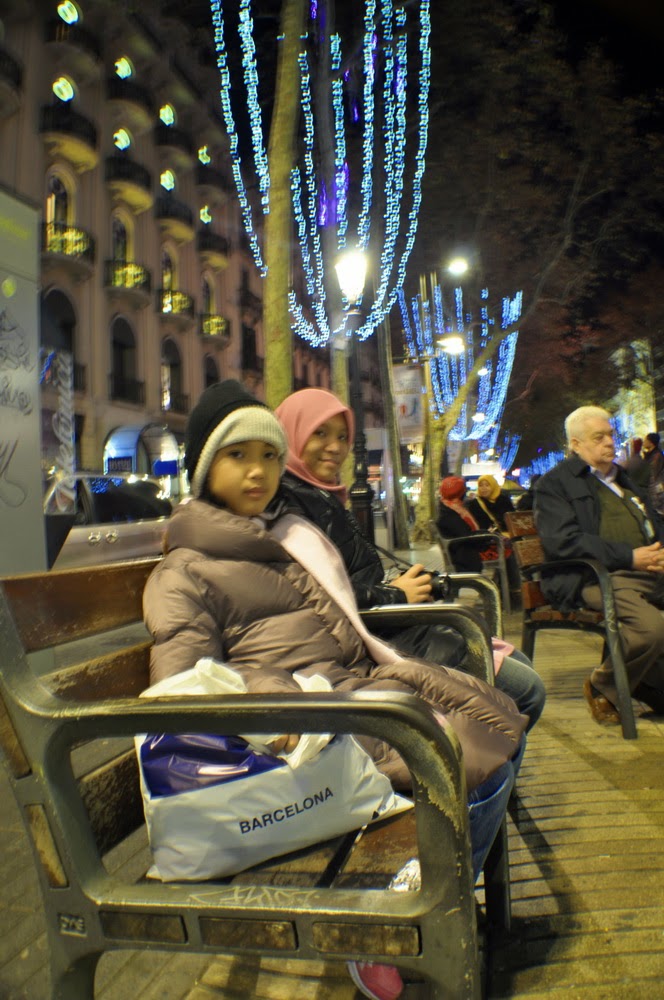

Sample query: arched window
[204,354,219,388]
[161,338,183,412]
[46,175,69,225]
[40,289,76,355]
[202,275,213,315]
[110,316,138,401]
[112,216,128,262]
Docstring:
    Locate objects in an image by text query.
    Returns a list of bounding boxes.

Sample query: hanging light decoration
[209,0,431,346]
[398,282,523,446]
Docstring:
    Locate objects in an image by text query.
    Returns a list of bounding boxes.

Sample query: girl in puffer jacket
[144,380,528,1000]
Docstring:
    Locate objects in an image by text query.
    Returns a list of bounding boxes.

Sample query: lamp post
[335,250,375,543]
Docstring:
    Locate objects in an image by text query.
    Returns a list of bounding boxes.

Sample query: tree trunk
[264,0,308,409]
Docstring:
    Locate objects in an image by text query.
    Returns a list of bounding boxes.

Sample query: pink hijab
[275,388,355,502]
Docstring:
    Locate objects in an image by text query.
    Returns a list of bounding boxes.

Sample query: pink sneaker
[347,961,404,1000]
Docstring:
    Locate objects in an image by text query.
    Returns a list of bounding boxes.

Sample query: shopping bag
[136,659,411,881]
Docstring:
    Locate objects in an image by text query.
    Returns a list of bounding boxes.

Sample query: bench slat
[2,559,158,652]
[49,644,152,701]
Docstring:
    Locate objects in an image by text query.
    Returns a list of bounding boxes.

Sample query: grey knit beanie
[184,380,287,497]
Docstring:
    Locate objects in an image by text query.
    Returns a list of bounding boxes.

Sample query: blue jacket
[533,454,664,612]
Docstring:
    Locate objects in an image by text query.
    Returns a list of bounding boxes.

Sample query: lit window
[57,1,79,24]
[159,104,175,126]
[199,205,212,225]
[113,128,131,151]
[160,170,175,192]
[53,77,75,102]
[198,145,211,165]
[114,57,133,80]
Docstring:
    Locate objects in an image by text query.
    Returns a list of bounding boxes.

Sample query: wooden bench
[504,511,636,740]
[0,558,511,999]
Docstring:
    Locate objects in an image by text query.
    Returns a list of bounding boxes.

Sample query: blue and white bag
[136,659,411,881]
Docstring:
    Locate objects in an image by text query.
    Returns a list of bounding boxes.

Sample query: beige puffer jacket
[144,500,528,792]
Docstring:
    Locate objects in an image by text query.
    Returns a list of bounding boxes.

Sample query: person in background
[465,473,521,594]
[436,475,498,572]
[624,438,651,489]
[642,432,664,516]
[534,405,664,726]
[275,389,545,732]
[515,474,541,511]
[144,380,528,1000]
[466,474,516,533]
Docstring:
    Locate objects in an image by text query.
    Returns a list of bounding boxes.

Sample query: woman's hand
[390,563,432,603]
[267,733,301,755]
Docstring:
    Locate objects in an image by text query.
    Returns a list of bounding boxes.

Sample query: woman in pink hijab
[275,388,434,608]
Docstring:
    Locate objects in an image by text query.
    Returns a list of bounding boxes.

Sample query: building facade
[0,0,331,487]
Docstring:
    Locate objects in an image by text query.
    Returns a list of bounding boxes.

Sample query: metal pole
[348,314,375,543]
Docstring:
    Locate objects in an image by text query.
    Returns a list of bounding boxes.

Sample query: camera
[429,570,451,602]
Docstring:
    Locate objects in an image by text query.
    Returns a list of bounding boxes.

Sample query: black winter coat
[277,472,405,608]
[533,454,664,612]
[276,473,467,668]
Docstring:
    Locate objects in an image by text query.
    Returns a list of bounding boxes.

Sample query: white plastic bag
[136,658,411,881]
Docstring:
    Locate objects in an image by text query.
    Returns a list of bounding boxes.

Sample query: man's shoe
[632,681,664,715]
[347,962,404,1000]
[583,678,621,725]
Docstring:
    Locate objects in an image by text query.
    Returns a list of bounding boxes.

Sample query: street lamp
[335,250,375,543]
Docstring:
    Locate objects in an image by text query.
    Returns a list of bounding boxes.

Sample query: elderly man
[534,405,664,724]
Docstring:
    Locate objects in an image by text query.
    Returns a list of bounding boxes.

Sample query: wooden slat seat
[504,511,637,740]
[0,557,510,999]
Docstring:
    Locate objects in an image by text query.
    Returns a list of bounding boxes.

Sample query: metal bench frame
[0,558,511,999]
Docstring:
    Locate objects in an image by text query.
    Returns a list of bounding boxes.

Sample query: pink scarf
[275,389,356,504]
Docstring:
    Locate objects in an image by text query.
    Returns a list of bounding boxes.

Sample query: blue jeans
[467,739,525,881]
[495,653,546,732]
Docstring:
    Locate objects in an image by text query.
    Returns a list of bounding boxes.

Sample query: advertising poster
[392,364,424,444]
[0,189,46,573]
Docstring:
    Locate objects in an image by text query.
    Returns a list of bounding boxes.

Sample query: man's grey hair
[564,406,612,446]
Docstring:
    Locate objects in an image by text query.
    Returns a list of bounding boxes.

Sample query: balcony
[108,374,145,405]
[106,76,154,134]
[199,313,230,346]
[154,195,194,244]
[41,222,95,280]
[104,259,152,309]
[239,285,262,319]
[0,46,22,120]
[195,163,231,206]
[162,392,190,416]
[154,122,194,172]
[44,19,101,82]
[196,228,230,271]
[156,288,195,330]
[39,103,98,173]
[105,155,153,214]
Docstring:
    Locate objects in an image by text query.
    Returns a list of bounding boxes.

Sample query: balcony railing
[195,163,231,195]
[104,259,151,295]
[154,122,194,157]
[42,222,95,264]
[242,355,265,376]
[45,19,101,62]
[73,362,86,392]
[162,392,190,415]
[155,196,193,228]
[39,103,97,147]
[105,154,152,191]
[156,288,195,319]
[197,228,230,257]
[106,76,154,114]
[0,46,22,90]
[108,374,145,405]
[199,314,230,343]
[239,286,262,315]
